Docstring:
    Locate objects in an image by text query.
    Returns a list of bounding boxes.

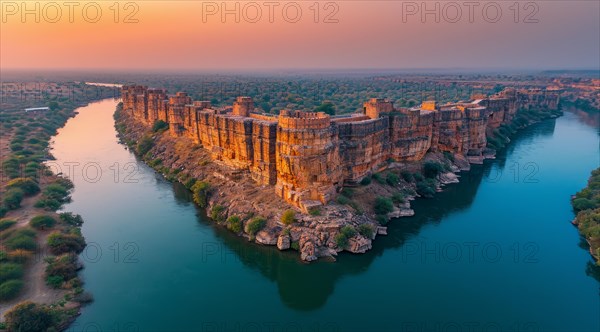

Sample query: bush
[59,212,84,226]
[423,161,444,178]
[30,215,56,229]
[391,193,405,204]
[0,219,17,231]
[308,207,321,216]
[336,195,350,205]
[5,229,37,251]
[0,280,24,300]
[136,134,154,155]
[8,249,33,263]
[45,275,64,289]
[374,197,394,215]
[372,173,385,184]
[34,198,62,211]
[281,209,296,225]
[152,120,169,132]
[413,172,424,182]
[291,241,300,251]
[45,254,78,281]
[210,205,226,223]
[245,217,266,236]
[443,151,455,162]
[3,188,24,210]
[47,232,86,255]
[6,178,40,196]
[191,181,211,208]
[360,176,372,186]
[375,214,389,225]
[401,171,414,182]
[226,215,242,233]
[416,179,437,198]
[0,263,24,283]
[4,301,54,332]
[386,172,400,186]
[573,198,595,212]
[335,225,357,249]
[358,224,375,238]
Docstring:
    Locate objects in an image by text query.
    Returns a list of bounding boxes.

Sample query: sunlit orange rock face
[121,86,560,210]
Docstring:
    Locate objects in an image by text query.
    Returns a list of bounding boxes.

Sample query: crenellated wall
[121,85,559,210]
[275,111,343,210]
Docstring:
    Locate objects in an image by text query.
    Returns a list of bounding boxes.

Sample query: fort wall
[121,85,560,210]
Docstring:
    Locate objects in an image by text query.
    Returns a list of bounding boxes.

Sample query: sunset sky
[1,1,599,71]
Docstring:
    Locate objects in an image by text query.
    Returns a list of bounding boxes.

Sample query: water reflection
[164,115,600,311]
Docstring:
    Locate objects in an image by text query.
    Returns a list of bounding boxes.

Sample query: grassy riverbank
[0,82,114,330]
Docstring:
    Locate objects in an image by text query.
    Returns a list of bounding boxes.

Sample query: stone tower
[232,96,254,117]
[363,98,393,119]
[275,110,342,211]
[168,92,192,137]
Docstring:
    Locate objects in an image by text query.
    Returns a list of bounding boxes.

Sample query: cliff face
[121,86,560,211]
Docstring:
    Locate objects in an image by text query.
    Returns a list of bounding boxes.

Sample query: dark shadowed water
[49,99,600,332]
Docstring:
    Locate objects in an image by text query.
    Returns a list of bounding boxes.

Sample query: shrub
[5,229,37,251]
[45,254,78,281]
[30,215,56,230]
[374,196,393,215]
[191,181,211,208]
[43,183,69,201]
[336,195,350,205]
[413,172,424,182]
[372,173,385,184]
[0,280,24,300]
[358,224,375,238]
[4,301,53,332]
[573,198,595,212]
[34,198,62,211]
[291,241,300,251]
[360,176,372,186]
[281,209,296,225]
[335,225,357,249]
[136,134,154,155]
[340,187,354,197]
[308,207,321,216]
[0,206,7,218]
[6,178,40,196]
[8,249,32,263]
[3,188,24,210]
[443,151,455,162]
[47,232,86,255]
[391,193,405,204]
[416,179,437,198]
[245,216,266,236]
[152,120,169,132]
[0,263,24,283]
[210,205,227,223]
[59,212,84,226]
[386,172,400,186]
[0,219,17,231]
[423,161,444,178]
[375,215,389,225]
[46,275,64,289]
[226,215,242,233]
[401,170,414,182]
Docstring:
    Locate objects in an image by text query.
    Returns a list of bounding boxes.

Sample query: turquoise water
[50,99,599,331]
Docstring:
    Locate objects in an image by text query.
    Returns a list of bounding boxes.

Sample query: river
[48,98,599,331]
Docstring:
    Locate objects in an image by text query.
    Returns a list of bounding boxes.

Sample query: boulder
[277,234,291,250]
